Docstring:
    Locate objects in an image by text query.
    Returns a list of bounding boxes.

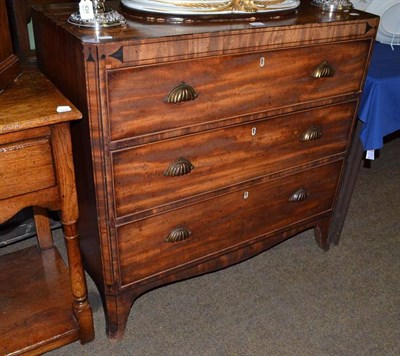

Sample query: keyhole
[251,127,257,136]
[260,57,265,67]
[243,191,249,199]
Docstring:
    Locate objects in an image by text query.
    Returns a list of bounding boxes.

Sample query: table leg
[51,123,94,343]
[33,206,54,249]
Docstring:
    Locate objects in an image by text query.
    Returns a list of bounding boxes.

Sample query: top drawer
[0,137,55,200]
[107,40,369,141]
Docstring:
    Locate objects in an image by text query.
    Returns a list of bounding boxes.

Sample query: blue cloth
[359,42,400,151]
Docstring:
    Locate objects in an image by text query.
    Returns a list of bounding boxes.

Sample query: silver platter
[121,0,300,15]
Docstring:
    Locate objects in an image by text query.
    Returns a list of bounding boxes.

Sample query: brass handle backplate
[165,82,198,103]
[165,225,192,243]
[300,126,322,142]
[164,157,194,177]
[289,187,309,202]
[312,61,334,78]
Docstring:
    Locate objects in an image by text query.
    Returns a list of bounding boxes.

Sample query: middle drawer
[111,102,355,218]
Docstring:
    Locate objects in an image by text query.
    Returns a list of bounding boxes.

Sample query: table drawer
[117,161,342,285]
[107,40,369,141]
[112,102,355,218]
[0,137,55,200]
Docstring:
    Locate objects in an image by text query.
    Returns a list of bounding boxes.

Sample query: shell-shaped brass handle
[165,225,192,243]
[300,126,322,142]
[289,187,309,202]
[312,61,335,78]
[165,82,198,103]
[164,157,194,177]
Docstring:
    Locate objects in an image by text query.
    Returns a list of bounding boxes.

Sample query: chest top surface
[34,0,378,45]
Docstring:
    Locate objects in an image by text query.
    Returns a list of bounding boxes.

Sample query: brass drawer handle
[300,126,322,142]
[289,187,309,202]
[165,225,192,242]
[165,82,198,103]
[312,61,334,78]
[164,157,195,177]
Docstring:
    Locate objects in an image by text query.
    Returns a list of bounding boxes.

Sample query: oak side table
[0,70,94,354]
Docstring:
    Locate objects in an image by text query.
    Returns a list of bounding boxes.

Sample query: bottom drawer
[117,161,342,285]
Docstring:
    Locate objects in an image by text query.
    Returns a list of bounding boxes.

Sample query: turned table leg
[63,220,95,343]
[51,123,94,343]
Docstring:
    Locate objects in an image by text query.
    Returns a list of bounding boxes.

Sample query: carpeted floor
[3,136,400,355]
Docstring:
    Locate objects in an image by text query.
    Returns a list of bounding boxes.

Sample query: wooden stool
[0,70,94,354]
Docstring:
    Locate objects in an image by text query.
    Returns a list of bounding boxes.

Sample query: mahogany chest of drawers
[32,1,378,339]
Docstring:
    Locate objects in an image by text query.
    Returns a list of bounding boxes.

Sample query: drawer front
[0,138,56,200]
[117,161,342,285]
[107,40,369,141]
[112,103,355,218]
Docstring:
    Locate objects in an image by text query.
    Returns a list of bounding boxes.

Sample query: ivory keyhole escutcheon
[251,127,257,136]
[260,57,265,67]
